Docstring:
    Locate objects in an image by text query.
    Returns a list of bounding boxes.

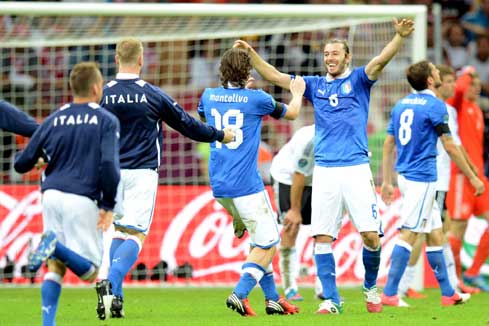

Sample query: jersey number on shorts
[399,109,414,145]
[211,108,243,149]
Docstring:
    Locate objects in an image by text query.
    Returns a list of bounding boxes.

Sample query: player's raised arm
[365,18,414,81]
[283,76,306,120]
[381,134,396,205]
[233,39,292,90]
[440,134,485,195]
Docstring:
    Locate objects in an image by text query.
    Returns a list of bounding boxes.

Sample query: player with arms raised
[198,47,305,316]
[235,18,415,314]
[14,62,120,326]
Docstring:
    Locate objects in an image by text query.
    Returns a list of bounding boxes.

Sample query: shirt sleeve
[158,91,224,143]
[302,75,317,103]
[13,120,48,173]
[447,105,461,145]
[293,137,315,177]
[386,116,395,136]
[0,100,39,137]
[430,101,450,130]
[197,89,206,119]
[98,115,121,211]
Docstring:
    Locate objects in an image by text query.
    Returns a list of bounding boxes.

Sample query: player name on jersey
[401,97,427,105]
[53,114,98,127]
[104,93,148,104]
[209,93,249,103]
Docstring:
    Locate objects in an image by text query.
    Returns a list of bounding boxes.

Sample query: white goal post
[0,2,427,286]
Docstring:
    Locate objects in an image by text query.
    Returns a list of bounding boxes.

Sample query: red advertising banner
[5,184,485,287]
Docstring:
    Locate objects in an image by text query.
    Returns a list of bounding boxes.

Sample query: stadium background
[0,1,488,288]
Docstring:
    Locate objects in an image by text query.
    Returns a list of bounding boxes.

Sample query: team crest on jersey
[298,158,308,168]
[341,82,352,95]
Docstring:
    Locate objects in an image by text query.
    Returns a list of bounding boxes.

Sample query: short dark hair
[69,62,102,97]
[406,60,432,91]
[219,48,252,88]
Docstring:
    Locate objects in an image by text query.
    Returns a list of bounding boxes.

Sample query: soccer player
[0,99,38,136]
[14,62,120,326]
[270,124,315,301]
[446,66,489,292]
[198,47,305,316]
[380,60,484,308]
[397,65,480,296]
[95,38,234,320]
[234,18,415,314]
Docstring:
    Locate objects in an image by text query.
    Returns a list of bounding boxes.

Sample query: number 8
[399,109,414,145]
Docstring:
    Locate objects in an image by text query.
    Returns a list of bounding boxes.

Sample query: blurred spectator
[461,0,489,42]
[443,22,471,70]
[468,35,489,98]
[188,39,221,90]
[434,0,471,22]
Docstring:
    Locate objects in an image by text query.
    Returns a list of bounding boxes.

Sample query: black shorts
[276,182,312,225]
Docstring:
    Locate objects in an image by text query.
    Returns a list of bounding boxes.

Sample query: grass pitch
[1,286,489,326]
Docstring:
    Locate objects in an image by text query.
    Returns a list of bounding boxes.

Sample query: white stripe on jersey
[136,80,147,87]
[106,80,118,88]
[155,122,161,167]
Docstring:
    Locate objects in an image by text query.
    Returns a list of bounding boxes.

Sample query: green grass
[1,287,489,326]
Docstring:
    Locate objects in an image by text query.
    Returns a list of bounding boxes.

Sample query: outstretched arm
[233,40,292,90]
[365,18,414,81]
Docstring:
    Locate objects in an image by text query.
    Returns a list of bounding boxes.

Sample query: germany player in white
[95,38,234,320]
[198,48,305,316]
[235,18,415,314]
[381,61,484,308]
[14,62,120,326]
[270,124,315,301]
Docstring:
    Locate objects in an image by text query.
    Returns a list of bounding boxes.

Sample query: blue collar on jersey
[325,68,352,82]
[116,72,140,80]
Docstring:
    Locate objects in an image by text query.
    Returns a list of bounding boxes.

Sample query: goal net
[0,3,432,285]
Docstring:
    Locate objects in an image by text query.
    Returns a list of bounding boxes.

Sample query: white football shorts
[397,174,442,233]
[217,189,279,249]
[113,169,158,235]
[42,189,103,267]
[311,164,382,239]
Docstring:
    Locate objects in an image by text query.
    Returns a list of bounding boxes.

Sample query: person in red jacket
[446,66,489,291]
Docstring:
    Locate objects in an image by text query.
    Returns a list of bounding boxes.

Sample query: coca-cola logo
[159,189,404,282]
[0,188,43,274]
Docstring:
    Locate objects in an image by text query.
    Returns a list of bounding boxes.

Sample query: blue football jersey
[198,87,286,198]
[102,74,224,170]
[387,90,449,182]
[0,99,38,136]
[302,67,375,167]
[14,103,121,210]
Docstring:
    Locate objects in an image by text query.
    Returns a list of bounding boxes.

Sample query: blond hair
[116,38,143,66]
